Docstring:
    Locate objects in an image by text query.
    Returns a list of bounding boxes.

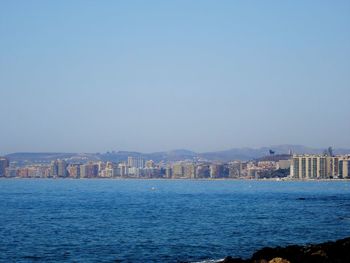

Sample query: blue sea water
[1,179,350,262]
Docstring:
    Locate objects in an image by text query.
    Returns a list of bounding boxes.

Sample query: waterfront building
[57,160,68,177]
[210,163,224,178]
[165,167,172,178]
[127,156,144,168]
[50,160,68,177]
[228,161,243,178]
[128,167,141,177]
[339,155,350,179]
[80,162,99,178]
[14,165,47,178]
[67,163,81,178]
[247,167,261,179]
[28,166,44,178]
[100,168,113,177]
[196,164,210,178]
[113,167,122,177]
[99,162,118,178]
[172,163,185,178]
[184,163,196,178]
[18,168,29,178]
[118,163,128,177]
[0,157,9,177]
[5,167,18,177]
[142,167,160,178]
[97,161,106,176]
[106,162,114,169]
[50,160,59,177]
[291,154,342,179]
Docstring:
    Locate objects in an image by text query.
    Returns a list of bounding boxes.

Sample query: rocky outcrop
[220,237,350,263]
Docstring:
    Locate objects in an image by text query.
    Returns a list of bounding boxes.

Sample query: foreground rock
[219,237,350,263]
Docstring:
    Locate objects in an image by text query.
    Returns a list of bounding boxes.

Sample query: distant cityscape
[1,147,350,180]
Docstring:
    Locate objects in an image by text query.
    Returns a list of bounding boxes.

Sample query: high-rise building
[184,163,196,178]
[50,159,68,177]
[67,163,81,178]
[228,161,242,178]
[0,157,9,177]
[97,161,106,176]
[57,160,68,177]
[165,167,172,178]
[210,163,224,178]
[50,160,59,177]
[127,156,144,168]
[291,154,343,179]
[172,163,184,178]
[80,163,99,178]
[339,156,350,179]
[118,162,128,177]
[196,164,210,178]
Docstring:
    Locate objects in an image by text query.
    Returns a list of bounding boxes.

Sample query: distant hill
[6,152,77,161]
[5,152,99,165]
[98,149,197,163]
[5,145,350,163]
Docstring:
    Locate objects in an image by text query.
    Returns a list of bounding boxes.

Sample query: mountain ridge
[5,145,350,163]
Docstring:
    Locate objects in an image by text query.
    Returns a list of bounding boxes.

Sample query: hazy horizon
[1,1,350,154]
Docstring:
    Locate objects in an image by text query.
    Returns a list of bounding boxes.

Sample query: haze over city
[2,2,350,263]
[1,0,350,154]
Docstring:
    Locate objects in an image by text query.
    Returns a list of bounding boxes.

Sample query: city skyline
[2,152,350,180]
[1,1,350,154]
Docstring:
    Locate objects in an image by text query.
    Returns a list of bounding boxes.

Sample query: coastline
[0,177,349,181]
[218,237,350,263]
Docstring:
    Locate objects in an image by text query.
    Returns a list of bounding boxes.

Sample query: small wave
[22,255,43,260]
[192,258,224,263]
[296,195,340,201]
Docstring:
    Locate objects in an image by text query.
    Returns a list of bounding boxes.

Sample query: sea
[1,179,350,263]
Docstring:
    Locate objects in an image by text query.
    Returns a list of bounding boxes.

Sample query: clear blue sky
[1,0,349,154]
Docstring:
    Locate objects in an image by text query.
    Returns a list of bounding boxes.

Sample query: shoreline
[218,236,350,263]
[0,177,349,182]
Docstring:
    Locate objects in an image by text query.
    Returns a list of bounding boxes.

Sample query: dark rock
[219,237,350,263]
[252,245,305,262]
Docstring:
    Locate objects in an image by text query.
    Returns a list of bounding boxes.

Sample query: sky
[1,0,350,154]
